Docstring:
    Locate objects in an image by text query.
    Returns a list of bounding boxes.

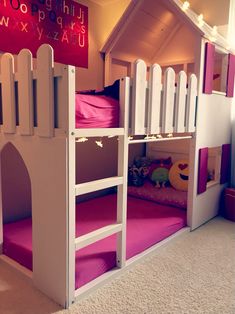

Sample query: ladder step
[76,176,123,196]
[75,223,122,250]
[75,128,124,138]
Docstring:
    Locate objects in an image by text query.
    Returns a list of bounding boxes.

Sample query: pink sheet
[75,94,119,128]
[3,194,186,289]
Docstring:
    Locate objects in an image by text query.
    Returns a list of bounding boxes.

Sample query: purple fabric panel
[226,54,235,97]
[198,148,208,194]
[220,144,231,184]
[3,194,186,289]
[203,42,215,94]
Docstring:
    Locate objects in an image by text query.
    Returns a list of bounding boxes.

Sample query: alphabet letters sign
[0,0,88,68]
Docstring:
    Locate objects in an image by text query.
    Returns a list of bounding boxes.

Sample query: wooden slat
[75,128,124,138]
[131,59,147,135]
[162,67,175,134]
[18,49,34,135]
[148,64,162,135]
[174,71,187,133]
[1,53,16,134]
[116,77,130,268]
[75,224,122,250]
[75,176,123,196]
[186,74,197,132]
[36,44,54,137]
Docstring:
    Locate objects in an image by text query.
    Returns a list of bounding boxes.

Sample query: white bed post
[66,65,76,307]
[117,77,130,267]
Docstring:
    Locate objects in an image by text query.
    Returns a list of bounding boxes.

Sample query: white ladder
[67,77,130,305]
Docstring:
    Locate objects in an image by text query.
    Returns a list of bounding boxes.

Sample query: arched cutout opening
[1,142,32,270]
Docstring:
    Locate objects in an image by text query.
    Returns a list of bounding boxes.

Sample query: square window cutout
[212,50,228,94]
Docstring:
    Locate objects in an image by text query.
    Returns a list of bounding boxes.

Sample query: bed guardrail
[0,44,75,138]
[131,59,198,136]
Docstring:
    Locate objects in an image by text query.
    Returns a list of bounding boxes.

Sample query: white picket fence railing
[0,44,74,138]
[131,59,198,136]
[0,46,198,139]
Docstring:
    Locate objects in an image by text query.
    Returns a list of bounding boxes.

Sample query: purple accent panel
[198,148,208,194]
[226,54,235,97]
[220,144,231,184]
[203,43,215,94]
[3,194,186,289]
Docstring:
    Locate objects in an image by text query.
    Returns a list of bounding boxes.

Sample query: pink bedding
[75,94,119,128]
[128,181,187,209]
[3,194,186,289]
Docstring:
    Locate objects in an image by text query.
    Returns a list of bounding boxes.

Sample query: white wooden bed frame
[0,44,197,307]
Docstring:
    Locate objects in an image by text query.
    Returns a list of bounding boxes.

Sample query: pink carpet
[3,194,186,289]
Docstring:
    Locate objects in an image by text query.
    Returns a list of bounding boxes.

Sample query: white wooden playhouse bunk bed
[0,44,197,307]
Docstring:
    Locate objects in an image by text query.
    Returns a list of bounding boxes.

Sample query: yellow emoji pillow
[169,160,189,191]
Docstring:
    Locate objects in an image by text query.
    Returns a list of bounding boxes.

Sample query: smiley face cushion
[169,160,189,191]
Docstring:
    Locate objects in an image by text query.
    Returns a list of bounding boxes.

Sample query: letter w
[0,16,9,27]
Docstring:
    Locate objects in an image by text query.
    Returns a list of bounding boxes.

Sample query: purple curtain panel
[203,43,215,94]
[226,54,235,97]
[198,147,208,194]
[220,144,231,184]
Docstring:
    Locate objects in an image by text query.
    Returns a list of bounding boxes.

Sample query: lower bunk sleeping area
[3,192,187,289]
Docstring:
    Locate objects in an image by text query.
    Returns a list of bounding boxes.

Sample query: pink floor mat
[3,194,186,289]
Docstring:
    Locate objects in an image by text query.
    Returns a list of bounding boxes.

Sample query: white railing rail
[131,59,198,136]
[0,44,75,138]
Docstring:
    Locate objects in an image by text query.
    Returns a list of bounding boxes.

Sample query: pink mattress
[75,94,119,128]
[3,194,186,289]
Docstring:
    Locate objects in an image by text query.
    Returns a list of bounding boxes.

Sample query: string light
[144,135,156,140]
[108,135,115,138]
[76,137,88,143]
[167,133,173,138]
[95,139,103,148]
[211,26,217,36]
[128,136,134,140]
[182,1,190,11]
[197,14,204,27]
[156,134,162,139]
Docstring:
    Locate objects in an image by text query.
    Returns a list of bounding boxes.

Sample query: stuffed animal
[128,156,151,186]
[149,157,172,188]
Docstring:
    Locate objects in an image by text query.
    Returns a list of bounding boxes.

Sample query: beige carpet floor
[0,216,234,314]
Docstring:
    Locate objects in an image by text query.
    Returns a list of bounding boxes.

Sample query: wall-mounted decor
[0,0,88,68]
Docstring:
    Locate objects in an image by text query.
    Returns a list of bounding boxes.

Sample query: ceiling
[90,0,118,5]
[90,0,230,26]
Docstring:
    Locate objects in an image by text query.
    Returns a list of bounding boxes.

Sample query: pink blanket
[75,95,119,128]
[3,194,186,289]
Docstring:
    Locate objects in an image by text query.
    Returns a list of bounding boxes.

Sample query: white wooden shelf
[75,128,124,138]
[75,176,123,196]
[75,223,122,250]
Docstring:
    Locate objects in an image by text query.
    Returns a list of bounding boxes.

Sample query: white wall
[75,0,130,90]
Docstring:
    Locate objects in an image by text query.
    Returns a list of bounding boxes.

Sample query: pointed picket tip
[37,44,54,67]
[1,53,14,70]
[178,70,187,82]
